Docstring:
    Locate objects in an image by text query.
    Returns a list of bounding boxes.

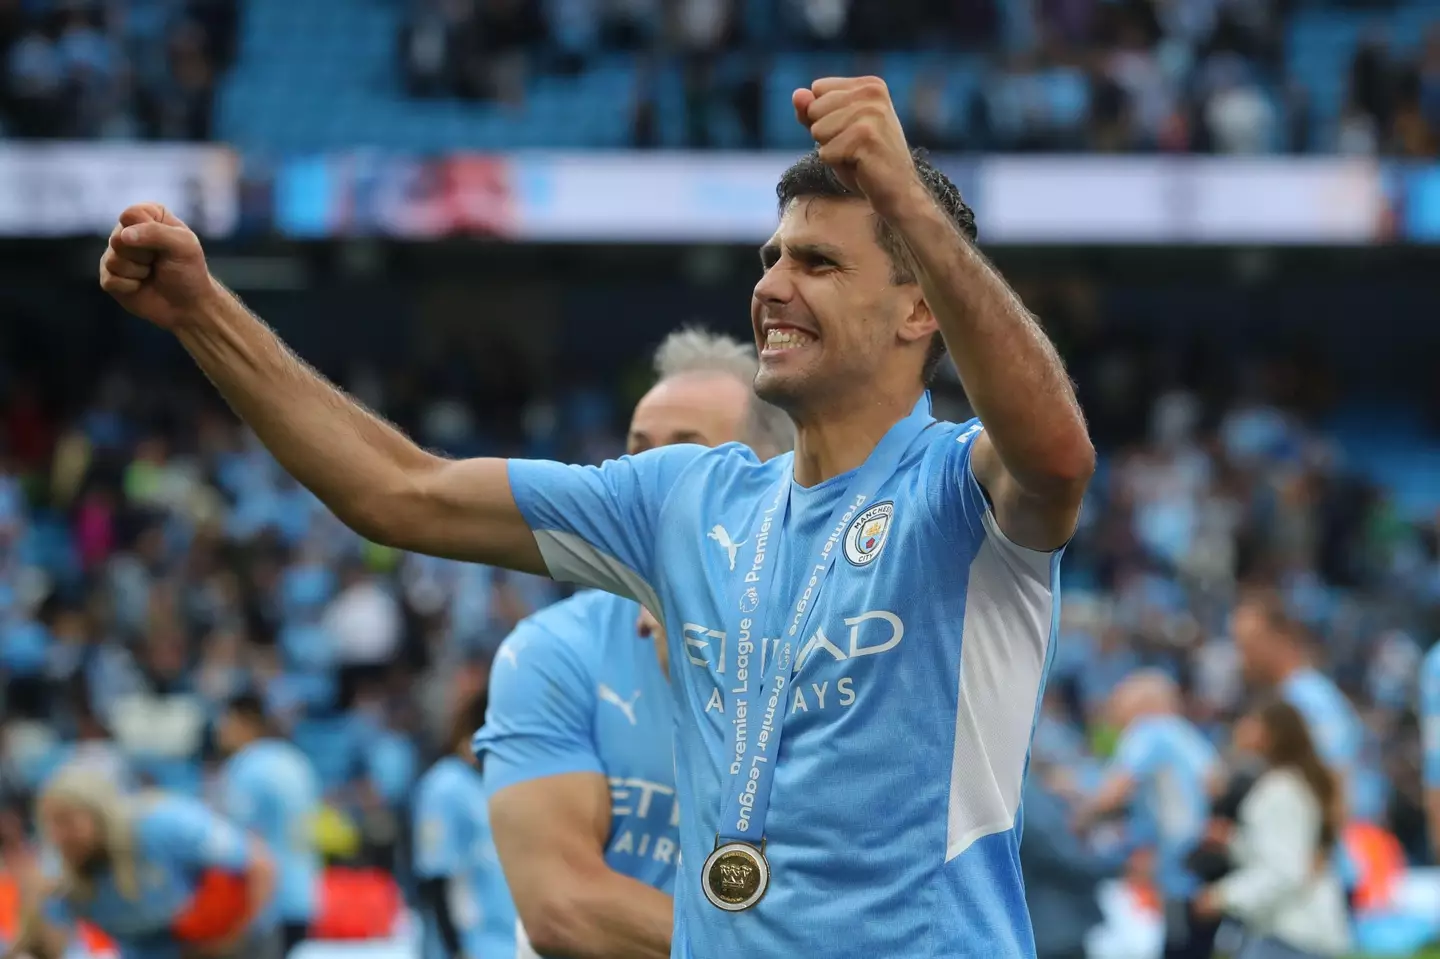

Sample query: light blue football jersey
[413,756,518,959]
[42,794,255,959]
[506,415,1062,959]
[1281,668,1374,818]
[474,589,679,893]
[1421,645,1440,790]
[1108,714,1218,899]
[219,738,322,927]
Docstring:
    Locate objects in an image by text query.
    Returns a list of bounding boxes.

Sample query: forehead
[768,196,885,257]
[631,373,750,429]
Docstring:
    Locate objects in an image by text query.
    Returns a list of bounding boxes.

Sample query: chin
[753,367,807,410]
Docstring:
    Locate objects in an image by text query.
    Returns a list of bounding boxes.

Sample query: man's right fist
[99,204,214,330]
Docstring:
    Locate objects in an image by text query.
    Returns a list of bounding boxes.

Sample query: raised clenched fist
[793,76,920,217]
[99,204,215,330]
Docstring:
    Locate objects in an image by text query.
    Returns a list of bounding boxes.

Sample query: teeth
[765,329,814,350]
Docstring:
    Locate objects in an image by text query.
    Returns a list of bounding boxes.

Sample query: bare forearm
[885,186,1094,491]
[527,872,671,959]
[174,280,434,541]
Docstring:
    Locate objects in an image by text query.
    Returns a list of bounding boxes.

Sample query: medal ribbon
[715,393,935,847]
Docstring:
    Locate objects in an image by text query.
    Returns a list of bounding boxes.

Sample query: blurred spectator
[325,557,404,709]
[1194,701,1353,959]
[1021,761,1119,959]
[0,0,230,139]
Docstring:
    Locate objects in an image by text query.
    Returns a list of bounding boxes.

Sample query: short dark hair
[775,148,977,385]
[225,691,268,727]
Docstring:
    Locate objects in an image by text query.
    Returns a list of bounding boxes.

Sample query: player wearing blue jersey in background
[10,768,275,959]
[1075,671,1221,959]
[1231,589,1371,817]
[474,329,792,959]
[1418,641,1440,861]
[217,693,322,959]
[101,74,1093,958]
[415,692,516,959]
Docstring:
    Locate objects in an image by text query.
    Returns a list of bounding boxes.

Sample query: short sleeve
[472,620,602,795]
[223,768,260,831]
[1112,724,1156,778]
[931,420,1056,583]
[143,797,252,872]
[507,445,707,610]
[1422,655,1440,787]
[1283,684,1353,772]
[412,780,461,879]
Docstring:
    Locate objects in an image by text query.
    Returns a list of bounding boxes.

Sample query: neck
[789,386,924,488]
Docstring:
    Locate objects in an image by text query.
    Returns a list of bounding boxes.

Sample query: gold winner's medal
[702,841,769,912]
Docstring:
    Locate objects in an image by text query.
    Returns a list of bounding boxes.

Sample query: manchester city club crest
[843,501,895,567]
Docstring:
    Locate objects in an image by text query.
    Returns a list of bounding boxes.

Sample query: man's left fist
[793,76,919,216]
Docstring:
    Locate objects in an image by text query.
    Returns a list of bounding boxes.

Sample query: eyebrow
[758,241,847,268]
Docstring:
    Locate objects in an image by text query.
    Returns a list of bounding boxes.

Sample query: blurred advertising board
[0,143,239,237]
[271,152,1392,245]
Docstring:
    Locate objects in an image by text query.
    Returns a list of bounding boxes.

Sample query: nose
[752,260,794,310]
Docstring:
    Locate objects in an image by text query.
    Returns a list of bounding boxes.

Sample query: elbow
[521,881,598,959]
[522,897,583,959]
[1052,433,1097,491]
[1025,434,1095,506]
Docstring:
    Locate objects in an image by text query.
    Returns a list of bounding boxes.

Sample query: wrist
[868,169,935,227]
[181,275,237,333]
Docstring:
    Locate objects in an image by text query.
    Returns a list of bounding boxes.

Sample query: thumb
[117,221,194,255]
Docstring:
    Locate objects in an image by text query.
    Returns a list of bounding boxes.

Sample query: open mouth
[762,326,818,355]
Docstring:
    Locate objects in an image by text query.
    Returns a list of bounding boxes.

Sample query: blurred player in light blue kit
[414,692,516,959]
[11,768,275,959]
[217,693,321,958]
[474,330,792,958]
[1075,671,1220,959]
[1231,588,1373,821]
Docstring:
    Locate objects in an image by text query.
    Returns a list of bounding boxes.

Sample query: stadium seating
[213,0,1440,154]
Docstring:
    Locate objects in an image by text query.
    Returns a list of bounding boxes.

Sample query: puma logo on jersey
[708,525,747,571]
[598,685,642,725]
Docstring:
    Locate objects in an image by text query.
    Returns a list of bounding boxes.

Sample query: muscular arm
[176,281,543,571]
[882,185,1094,550]
[489,773,671,959]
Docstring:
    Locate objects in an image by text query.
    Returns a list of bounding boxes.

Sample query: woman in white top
[1195,700,1353,959]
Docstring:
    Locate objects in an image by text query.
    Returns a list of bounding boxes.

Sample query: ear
[897,292,938,347]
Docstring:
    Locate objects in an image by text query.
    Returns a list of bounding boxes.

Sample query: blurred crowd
[1,302,1439,895]
[0,0,236,139]
[2,0,1438,156]
[401,0,1440,154]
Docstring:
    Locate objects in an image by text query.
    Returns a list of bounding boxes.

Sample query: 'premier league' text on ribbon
[714,394,936,850]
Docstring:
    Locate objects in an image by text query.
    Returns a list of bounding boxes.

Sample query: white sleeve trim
[979,507,1056,585]
[532,529,663,626]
